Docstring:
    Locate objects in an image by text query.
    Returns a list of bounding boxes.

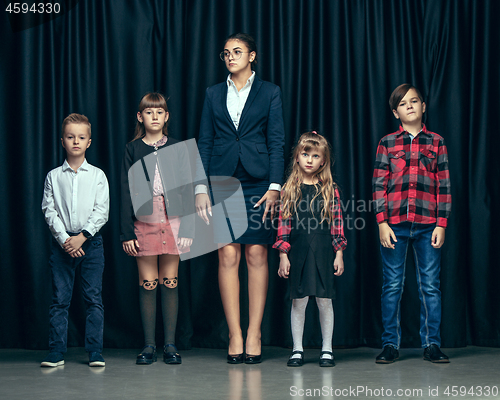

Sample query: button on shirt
[42,159,110,246]
[372,125,451,228]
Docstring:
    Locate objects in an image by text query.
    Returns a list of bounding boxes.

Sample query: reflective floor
[1,346,499,399]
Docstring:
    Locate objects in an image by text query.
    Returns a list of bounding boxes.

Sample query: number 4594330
[5,3,61,14]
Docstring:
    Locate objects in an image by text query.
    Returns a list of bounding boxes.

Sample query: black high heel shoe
[136,345,157,365]
[244,354,262,364]
[163,344,182,364]
[227,353,244,364]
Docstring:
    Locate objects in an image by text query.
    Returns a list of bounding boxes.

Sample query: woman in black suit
[196,33,285,363]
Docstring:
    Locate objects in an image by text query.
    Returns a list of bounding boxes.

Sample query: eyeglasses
[219,50,250,61]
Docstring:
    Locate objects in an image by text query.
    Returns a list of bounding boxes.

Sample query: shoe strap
[291,350,303,355]
[141,345,156,351]
[320,351,333,355]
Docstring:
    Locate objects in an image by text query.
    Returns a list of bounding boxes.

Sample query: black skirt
[211,160,273,245]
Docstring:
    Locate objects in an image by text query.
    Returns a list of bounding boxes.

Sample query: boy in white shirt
[41,113,109,367]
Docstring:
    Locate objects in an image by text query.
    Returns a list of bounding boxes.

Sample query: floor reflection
[227,367,262,400]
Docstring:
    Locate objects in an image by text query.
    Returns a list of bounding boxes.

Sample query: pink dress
[133,136,189,256]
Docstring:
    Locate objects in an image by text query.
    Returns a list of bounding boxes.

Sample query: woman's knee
[219,245,240,268]
[245,245,267,267]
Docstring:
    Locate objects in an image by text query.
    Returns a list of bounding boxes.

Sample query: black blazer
[120,137,195,242]
[197,75,285,184]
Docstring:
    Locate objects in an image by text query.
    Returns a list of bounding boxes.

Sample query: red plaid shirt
[372,125,451,228]
[273,187,347,254]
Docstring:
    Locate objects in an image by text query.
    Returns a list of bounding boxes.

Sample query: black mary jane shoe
[287,351,304,367]
[319,351,335,367]
[136,345,157,365]
[227,353,244,364]
[245,354,262,364]
[163,344,182,364]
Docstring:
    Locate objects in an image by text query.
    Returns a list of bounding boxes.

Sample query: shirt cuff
[56,232,70,247]
[332,236,347,252]
[268,183,281,192]
[195,184,208,195]
[436,218,448,228]
[272,240,290,254]
[376,213,388,224]
[82,225,95,237]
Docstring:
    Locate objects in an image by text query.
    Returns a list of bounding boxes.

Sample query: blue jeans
[380,222,442,349]
[48,234,105,353]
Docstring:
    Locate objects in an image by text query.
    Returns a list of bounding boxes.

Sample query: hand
[431,227,446,248]
[379,222,397,249]
[68,248,85,258]
[254,190,279,222]
[195,193,212,225]
[278,253,290,278]
[122,239,140,256]
[177,237,193,250]
[334,250,344,276]
[63,234,87,254]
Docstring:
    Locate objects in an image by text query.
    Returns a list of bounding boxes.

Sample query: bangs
[301,141,321,153]
[139,93,167,111]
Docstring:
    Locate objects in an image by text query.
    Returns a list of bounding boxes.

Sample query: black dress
[288,184,336,300]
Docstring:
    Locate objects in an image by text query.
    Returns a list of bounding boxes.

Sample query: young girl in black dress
[273,131,347,367]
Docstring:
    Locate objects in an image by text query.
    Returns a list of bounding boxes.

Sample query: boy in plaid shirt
[372,84,451,364]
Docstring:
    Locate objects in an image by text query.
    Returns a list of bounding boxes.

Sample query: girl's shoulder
[125,138,142,150]
[164,136,180,146]
[124,138,152,160]
[318,179,338,189]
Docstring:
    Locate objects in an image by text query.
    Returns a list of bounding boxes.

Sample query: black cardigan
[120,136,195,242]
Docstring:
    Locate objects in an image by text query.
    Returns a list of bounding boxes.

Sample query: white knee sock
[316,297,334,359]
[290,297,309,358]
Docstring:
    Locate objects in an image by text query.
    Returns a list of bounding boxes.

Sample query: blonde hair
[281,131,336,223]
[132,92,169,141]
[61,113,91,138]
